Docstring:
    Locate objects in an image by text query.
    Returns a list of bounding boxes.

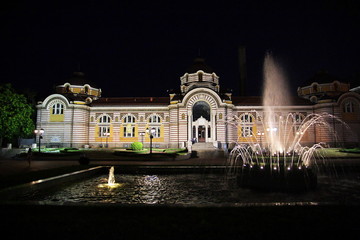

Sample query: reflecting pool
[24,173,360,206]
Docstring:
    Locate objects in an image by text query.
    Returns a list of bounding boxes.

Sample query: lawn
[317,148,360,157]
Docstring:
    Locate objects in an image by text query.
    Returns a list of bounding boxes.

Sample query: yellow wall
[49,114,64,122]
[237,124,257,142]
[95,125,114,142]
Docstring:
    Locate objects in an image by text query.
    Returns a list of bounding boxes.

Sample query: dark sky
[1,1,359,100]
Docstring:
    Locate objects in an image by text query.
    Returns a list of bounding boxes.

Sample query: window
[295,114,304,123]
[123,125,135,137]
[240,113,253,123]
[149,115,161,123]
[52,103,64,115]
[150,126,161,138]
[124,115,136,123]
[98,115,111,137]
[148,115,161,138]
[242,126,253,137]
[99,115,111,123]
[123,115,136,137]
[99,126,110,137]
[344,102,354,113]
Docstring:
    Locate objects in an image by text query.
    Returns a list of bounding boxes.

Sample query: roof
[91,97,170,106]
[232,96,312,106]
[186,57,214,73]
[60,72,97,88]
[301,70,339,86]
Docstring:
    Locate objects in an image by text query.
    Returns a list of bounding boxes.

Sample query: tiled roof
[232,96,312,106]
[91,97,170,106]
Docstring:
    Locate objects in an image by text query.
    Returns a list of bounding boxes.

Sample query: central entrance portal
[198,126,205,142]
[192,101,211,142]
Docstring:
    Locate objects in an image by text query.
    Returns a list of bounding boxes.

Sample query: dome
[302,70,339,86]
[64,72,97,87]
[186,57,214,73]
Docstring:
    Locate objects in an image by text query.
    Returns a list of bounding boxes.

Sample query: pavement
[1,147,360,182]
[0,148,228,179]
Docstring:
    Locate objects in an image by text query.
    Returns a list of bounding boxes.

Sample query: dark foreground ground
[1,152,360,239]
[1,204,360,239]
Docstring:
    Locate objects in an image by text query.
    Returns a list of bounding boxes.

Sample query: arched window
[240,113,254,123]
[149,115,161,123]
[344,101,355,113]
[52,103,64,115]
[99,115,111,123]
[124,115,136,123]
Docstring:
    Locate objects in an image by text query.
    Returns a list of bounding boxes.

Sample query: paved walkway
[1,148,360,179]
[0,149,229,178]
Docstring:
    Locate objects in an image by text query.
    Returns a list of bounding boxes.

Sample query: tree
[0,83,35,147]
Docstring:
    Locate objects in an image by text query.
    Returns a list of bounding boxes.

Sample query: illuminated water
[26,173,360,205]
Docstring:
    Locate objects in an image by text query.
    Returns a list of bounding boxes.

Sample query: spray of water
[262,52,292,154]
[227,52,352,175]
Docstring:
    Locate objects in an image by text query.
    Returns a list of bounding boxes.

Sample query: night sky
[1,1,359,100]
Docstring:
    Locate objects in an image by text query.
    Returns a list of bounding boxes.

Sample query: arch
[183,88,222,111]
[122,114,137,123]
[337,92,360,106]
[97,114,112,123]
[147,113,162,123]
[193,101,211,121]
[47,99,66,111]
[239,113,255,123]
[42,94,70,109]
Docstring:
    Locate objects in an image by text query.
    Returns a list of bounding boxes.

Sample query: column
[187,110,192,148]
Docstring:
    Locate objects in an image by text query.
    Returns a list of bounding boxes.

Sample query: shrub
[131,142,143,151]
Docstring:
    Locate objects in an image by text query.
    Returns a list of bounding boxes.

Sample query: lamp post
[146,127,156,155]
[34,128,44,153]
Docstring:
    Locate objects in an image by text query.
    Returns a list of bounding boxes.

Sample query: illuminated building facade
[36,59,360,150]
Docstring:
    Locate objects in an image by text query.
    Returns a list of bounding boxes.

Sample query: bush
[131,142,143,151]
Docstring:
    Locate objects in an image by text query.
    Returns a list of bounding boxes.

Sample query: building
[35,59,360,150]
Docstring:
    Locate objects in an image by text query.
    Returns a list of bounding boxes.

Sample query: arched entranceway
[192,101,211,142]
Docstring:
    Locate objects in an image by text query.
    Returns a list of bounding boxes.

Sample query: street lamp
[34,128,44,153]
[146,127,156,155]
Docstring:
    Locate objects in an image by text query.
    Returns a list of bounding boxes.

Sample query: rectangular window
[99,126,110,137]
[149,126,161,138]
[123,125,135,137]
[242,126,253,137]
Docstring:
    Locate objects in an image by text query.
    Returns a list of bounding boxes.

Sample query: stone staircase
[191,142,225,159]
[191,142,216,150]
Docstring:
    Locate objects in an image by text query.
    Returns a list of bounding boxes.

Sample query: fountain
[98,166,123,188]
[227,53,348,192]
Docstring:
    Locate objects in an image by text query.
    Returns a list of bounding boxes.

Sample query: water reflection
[26,173,360,206]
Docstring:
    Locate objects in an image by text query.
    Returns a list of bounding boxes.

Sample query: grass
[339,147,360,154]
[317,148,360,157]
